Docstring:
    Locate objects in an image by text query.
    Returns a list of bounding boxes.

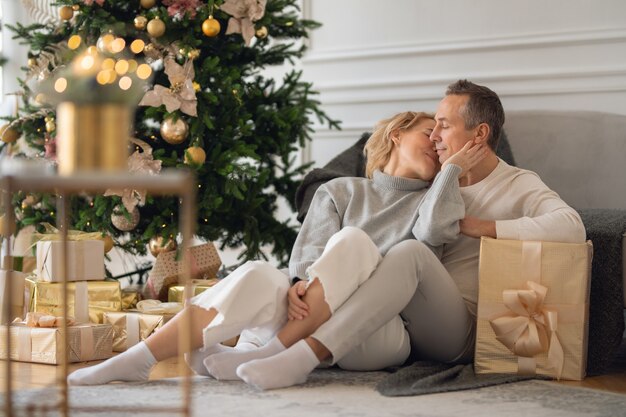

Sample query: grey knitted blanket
[376,361,539,396]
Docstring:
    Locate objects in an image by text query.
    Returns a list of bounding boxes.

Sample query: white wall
[302,0,626,167]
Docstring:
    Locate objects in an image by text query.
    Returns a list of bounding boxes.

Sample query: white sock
[185,344,233,376]
[67,342,157,385]
[203,337,285,380]
[236,339,320,390]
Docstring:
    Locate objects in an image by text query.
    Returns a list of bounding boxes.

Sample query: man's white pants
[191,226,473,370]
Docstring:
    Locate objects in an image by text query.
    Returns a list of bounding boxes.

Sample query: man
[427,79,586,320]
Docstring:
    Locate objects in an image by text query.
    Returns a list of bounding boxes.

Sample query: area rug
[7,369,626,417]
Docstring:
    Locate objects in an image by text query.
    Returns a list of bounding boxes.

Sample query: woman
[68,111,486,389]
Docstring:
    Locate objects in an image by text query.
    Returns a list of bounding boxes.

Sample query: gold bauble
[148,236,177,257]
[102,235,115,253]
[160,116,189,144]
[111,205,140,231]
[0,124,19,144]
[202,16,221,37]
[27,58,38,68]
[134,15,148,30]
[147,17,166,38]
[72,4,80,11]
[140,0,156,8]
[184,146,206,165]
[187,49,200,60]
[59,6,74,21]
[45,120,56,133]
[255,26,268,39]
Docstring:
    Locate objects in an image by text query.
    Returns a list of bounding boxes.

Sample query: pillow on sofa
[295,131,516,222]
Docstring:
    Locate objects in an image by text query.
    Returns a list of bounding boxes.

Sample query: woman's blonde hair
[364,111,435,178]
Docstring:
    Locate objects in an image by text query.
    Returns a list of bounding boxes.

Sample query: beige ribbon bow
[489,280,565,379]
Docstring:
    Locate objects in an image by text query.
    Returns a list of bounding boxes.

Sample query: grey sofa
[296,110,626,375]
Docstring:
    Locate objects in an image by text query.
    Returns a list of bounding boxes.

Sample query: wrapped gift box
[2,256,37,274]
[167,279,219,303]
[121,288,142,310]
[26,278,122,324]
[103,311,174,352]
[36,240,105,282]
[0,270,28,324]
[475,237,592,381]
[145,243,221,301]
[0,323,113,364]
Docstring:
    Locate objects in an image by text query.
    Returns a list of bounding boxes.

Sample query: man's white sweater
[443,159,586,316]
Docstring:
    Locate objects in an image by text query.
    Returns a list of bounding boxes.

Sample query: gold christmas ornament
[28,57,38,68]
[147,17,166,38]
[202,16,221,37]
[45,120,56,133]
[184,146,206,165]
[255,26,268,39]
[134,15,148,30]
[160,116,189,144]
[59,6,74,21]
[72,4,80,11]
[111,205,141,231]
[140,0,156,8]
[187,49,200,60]
[0,124,19,144]
[102,234,115,254]
[192,81,201,92]
[148,236,177,257]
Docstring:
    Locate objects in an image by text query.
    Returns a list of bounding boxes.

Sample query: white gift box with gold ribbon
[0,323,113,364]
[0,270,28,324]
[36,240,105,282]
[475,237,592,381]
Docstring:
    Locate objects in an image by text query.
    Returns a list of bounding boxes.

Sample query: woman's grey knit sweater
[289,164,464,280]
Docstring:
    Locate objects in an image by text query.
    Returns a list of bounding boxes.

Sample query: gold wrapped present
[0,323,113,364]
[103,310,174,352]
[475,237,592,381]
[167,278,219,303]
[26,278,122,324]
[146,243,221,301]
[121,288,142,310]
[2,256,37,274]
[36,240,105,282]
[0,270,28,324]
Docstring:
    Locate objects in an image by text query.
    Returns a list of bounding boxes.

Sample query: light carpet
[7,369,626,417]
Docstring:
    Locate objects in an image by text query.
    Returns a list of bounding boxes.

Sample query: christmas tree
[1,0,338,268]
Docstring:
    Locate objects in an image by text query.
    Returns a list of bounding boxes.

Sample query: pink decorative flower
[82,0,105,6]
[44,134,57,161]
[162,0,204,19]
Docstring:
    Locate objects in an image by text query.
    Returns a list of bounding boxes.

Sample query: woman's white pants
[191,226,473,371]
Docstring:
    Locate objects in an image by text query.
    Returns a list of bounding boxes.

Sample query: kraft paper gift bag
[145,243,221,301]
[474,237,592,381]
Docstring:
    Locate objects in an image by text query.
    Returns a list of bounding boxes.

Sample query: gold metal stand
[1,170,196,417]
